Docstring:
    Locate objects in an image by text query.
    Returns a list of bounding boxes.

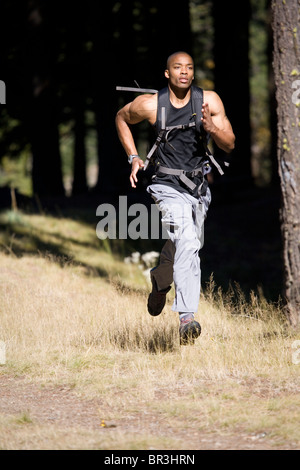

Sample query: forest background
[0,0,282,301]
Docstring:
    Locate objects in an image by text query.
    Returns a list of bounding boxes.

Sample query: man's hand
[130,158,144,188]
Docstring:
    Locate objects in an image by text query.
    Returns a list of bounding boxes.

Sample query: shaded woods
[0,1,299,324]
[0,0,270,197]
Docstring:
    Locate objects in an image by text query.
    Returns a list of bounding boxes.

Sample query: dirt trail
[0,375,297,450]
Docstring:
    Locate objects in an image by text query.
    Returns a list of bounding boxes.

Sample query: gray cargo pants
[147,183,211,313]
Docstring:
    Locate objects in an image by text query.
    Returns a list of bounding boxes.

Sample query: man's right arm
[115,102,140,156]
[115,94,155,188]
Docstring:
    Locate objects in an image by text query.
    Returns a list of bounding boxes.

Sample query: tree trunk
[272,0,300,327]
[24,1,65,199]
[89,2,130,195]
[64,4,88,197]
[29,86,65,199]
[212,0,252,185]
[72,101,88,196]
[267,0,280,188]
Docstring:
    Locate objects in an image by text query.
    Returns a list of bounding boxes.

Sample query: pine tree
[272,0,300,326]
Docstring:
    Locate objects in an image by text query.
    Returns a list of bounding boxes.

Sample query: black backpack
[144,85,228,175]
[116,84,229,175]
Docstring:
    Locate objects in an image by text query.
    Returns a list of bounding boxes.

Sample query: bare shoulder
[203,90,224,113]
[203,89,234,133]
[130,93,157,124]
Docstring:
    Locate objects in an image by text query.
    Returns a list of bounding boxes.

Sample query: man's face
[165,53,194,90]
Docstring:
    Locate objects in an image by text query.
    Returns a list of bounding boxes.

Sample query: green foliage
[0,155,32,197]
[190,0,215,89]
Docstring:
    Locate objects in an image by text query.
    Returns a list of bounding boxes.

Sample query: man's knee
[176,236,201,256]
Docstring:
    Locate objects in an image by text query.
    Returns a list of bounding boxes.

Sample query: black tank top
[153,98,206,196]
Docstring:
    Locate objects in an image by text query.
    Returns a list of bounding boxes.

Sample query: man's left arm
[201,91,235,154]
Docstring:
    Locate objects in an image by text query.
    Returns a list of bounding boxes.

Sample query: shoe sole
[180,322,201,345]
[147,275,170,316]
[147,298,163,316]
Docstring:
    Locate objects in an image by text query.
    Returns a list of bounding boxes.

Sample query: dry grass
[0,209,299,450]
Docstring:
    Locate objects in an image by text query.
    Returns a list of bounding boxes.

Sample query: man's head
[165,52,194,90]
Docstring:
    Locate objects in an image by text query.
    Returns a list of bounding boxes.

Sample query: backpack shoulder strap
[157,86,203,132]
[156,87,169,132]
[191,86,228,175]
[190,85,204,134]
[143,87,169,170]
[145,86,203,171]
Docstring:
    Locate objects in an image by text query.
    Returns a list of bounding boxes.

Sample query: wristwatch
[128,154,139,164]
